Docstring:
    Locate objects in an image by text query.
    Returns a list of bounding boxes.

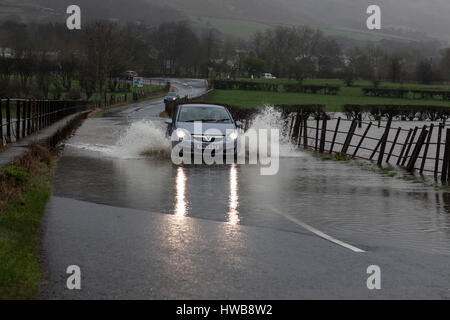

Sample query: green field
[206,78,450,111]
[237,78,450,91]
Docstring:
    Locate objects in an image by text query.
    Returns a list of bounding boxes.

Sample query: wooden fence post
[420,123,434,174]
[303,116,308,148]
[329,117,341,154]
[288,114,294,138]
[401,126,418,166]
[397,128,412,166]
[441,129,450,183]
[435,123,443,178]
[352,122,372,159]
[369,136,382,160]
[386,126,401,164]
[319,116,327,153]
[377,116,392,166]
[341,119,357,154]
[315,116,320,151]
[297,113,303,145]
[407,126,428,172]
[292,111,301,141]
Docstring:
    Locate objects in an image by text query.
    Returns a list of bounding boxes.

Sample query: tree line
[1,19,450,100]
[247,26,450,86]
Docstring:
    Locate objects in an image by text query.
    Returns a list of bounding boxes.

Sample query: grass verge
[0,145,55,299]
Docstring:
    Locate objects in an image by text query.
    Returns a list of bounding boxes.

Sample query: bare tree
[84,21,126,98]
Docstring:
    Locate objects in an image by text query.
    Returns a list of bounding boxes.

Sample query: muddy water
[53,98,450,256]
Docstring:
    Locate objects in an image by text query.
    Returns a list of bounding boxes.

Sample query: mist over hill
[144,0,450,39]
[34,0,185,25]
[3,0,449,41]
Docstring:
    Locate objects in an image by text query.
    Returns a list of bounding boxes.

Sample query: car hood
[176,122,236,135]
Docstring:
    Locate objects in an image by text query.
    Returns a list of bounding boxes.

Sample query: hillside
[0,0,185,25]
[1,0,448,42]
[146,0,450,40]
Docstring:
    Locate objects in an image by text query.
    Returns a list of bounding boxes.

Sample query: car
[164,92,180,103]
[261,73,276,79]
[124,70,138,80]
[165,104,242,161]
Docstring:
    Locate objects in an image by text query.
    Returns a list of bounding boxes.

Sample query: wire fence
[283,112,450,182]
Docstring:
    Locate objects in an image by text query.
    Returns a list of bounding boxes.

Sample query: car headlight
[176,128,187,140]
[227,130,238,141]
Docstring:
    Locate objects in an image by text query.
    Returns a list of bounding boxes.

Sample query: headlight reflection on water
[174,166,187,217]
[173,165,240,224]
[228,164,240,225]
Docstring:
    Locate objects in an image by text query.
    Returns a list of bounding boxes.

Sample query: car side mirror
[165,119,173,125]
[235,121,242,128]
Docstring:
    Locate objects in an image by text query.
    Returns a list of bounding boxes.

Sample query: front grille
[192,135,224,143]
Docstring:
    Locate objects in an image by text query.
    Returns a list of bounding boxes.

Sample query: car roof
[179,104,225,109]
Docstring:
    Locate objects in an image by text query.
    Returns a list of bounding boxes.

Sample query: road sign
[133,77,144,88]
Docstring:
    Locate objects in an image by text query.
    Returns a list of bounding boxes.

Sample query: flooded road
[42,78,450,299]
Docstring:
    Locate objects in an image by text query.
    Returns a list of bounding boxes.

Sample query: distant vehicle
[164,92,180,103]
[165,104,242,159]
[261,73,276,79]
[124,70,138,79]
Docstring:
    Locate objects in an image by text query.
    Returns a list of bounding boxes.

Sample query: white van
[261,73,277,79]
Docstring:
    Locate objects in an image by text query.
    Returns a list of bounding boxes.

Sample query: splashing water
[244,106,305,158]
[114,120,171,158]
[68,107,303,160]
[68,120,171,159]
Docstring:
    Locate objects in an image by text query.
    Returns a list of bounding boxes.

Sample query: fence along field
[280,104,450,183]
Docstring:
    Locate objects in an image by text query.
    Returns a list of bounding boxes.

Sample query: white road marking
[267,205,365,253]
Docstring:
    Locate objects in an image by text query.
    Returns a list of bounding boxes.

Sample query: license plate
[196,144,220,150]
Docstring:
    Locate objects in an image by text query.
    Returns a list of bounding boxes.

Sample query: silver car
[165,104,242,160]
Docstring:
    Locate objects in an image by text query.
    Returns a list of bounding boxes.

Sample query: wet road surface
[41,79,450,299]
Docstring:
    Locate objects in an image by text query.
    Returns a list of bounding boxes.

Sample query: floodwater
[53,79,450,256]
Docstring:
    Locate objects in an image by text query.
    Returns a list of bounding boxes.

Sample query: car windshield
[167,92,177,96]
[178,106,232,123]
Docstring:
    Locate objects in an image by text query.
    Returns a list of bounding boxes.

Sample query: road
[41,78,450,299]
